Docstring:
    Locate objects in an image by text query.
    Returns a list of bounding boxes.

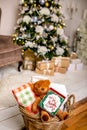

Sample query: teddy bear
[31,79,69,122]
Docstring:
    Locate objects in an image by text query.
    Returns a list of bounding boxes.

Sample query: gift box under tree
[52,56,70,73]
[23,49,36,70]
[35,60,55,76]
[68,58,83,71]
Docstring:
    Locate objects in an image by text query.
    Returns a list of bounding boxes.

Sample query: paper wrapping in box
[55,67,67,73]
[31,76,48,83]
[49,83,68,110]
[52,56,70,68]
[35,68,54,76]
[36,60,54,70]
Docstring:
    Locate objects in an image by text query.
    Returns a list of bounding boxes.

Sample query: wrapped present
[68,58,83,71]
[39,87,66,116]
[35,68,54,76]
[35,60,54,75]
[52,56,70,68]
[68,63,83,71]
[55,66,67,73]
[23,49,36,70]
[12,83,36,112]
[36,60,54,70]
[23,57,35,70]
[71,58,81,64]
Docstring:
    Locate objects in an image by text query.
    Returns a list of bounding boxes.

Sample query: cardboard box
[36,60,54,70]
[71,59,82,64]
[68,58,83,71]
[23,57,35,70]
[68,63,83,71]
[35,68,54,76]
[55,67,67,73]
[52,56,70,68]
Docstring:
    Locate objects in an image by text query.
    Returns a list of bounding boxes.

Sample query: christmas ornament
[27,33,31,39]
[54,26,57,30]
[34,4,36,7]
[59,25,62,29]
[45,2,49,7]
[39,0,45,5]
[49,25,54,30]
[24,3,27,7]
[32,16,38,23]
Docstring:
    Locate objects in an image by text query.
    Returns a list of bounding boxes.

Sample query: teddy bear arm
[31,97,41,113]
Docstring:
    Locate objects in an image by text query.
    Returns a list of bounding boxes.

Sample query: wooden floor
[61,97,87,130]
[0,105,24,130]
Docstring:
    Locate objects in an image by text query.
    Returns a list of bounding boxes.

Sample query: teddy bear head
[32,79,50,97]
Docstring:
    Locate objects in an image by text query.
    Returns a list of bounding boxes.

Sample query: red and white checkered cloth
[12,82,36,112]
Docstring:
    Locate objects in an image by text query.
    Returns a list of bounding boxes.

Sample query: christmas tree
[13,0,69,60]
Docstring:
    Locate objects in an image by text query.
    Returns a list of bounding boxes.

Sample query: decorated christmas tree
[13,0,69,60]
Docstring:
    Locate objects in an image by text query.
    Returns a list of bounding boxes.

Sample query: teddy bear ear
[44,79,50,85]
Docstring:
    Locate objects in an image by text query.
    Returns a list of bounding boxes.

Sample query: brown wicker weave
[19,106,63,130]
[19,94,75,130]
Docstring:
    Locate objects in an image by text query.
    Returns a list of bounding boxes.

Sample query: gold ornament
[66,48,68,50]
[54,26,57,30]
[22,41,25,45]
[59,5,62,9]
[51,1,54,4]
[19,39,21,42]
[59,25,62,29]
[24,3,27,7]
[12,33,16,37]
[34,4,36,7]
[22,49,24,55]
[51,46,54,50]
[45,2,49,7]
[63,22,66,26]
[49,45,54,50]
[13,38,16,41]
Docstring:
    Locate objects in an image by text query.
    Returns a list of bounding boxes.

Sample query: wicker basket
[19,106,63,130]
[19,94,75,130]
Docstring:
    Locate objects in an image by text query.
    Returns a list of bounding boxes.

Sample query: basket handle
[64,94,75,113]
